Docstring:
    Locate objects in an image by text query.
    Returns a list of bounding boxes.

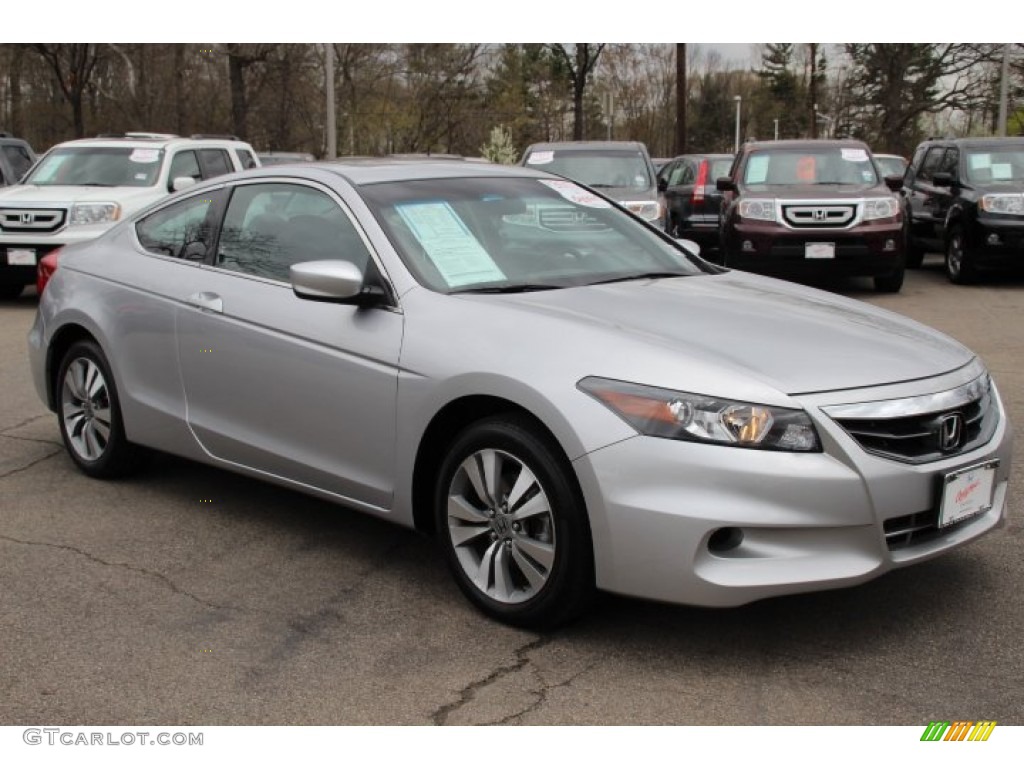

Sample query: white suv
[0,132,260,298]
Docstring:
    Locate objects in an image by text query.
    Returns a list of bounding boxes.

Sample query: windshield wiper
[586,271,689,286]
[587,183,616,188]
[455,283,564,294]
[77,182,117,187]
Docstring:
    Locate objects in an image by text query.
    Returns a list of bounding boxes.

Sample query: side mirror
[716,177,736,192]
[931,172,954,188]
[172,176,197,192]
[883,174,904,192]
[657,177,668,193]
[291,260,364,301]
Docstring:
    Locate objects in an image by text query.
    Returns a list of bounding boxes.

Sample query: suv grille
[0,207,66,233]
[538,206,607,232]
[782,204,855,228]
[826,376,998,464]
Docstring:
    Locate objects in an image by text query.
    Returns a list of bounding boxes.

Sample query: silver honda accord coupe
[28,161,1013,627]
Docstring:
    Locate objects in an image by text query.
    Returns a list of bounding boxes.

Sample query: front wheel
[435,416,594,628]
[56,340,145,478]
[945,226,976,285]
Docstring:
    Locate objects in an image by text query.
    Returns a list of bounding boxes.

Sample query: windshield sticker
[538,179,611,208]
[841,148,869,162]
[991,163,1012,180]
[862,170,875,181]
[395,202,506,288]
[796,156,816,181]
[969,153,992,170]
[129,149,160,163]
[746,155,769,183]
[526,151,554,165]
[134,173,149,181]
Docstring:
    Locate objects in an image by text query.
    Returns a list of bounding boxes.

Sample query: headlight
[579,377,821,452]
[862,197,898,220]
[622,201,661,221]
[980,193,1024,214]
[737,199,776,221]
[70,203,121,226]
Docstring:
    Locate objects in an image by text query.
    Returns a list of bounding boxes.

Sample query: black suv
[0,132,36,186]
[903,137,1024,283]
[717,139,906,292]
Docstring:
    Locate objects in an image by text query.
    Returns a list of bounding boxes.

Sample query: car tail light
[37,248,62,295]
[692,160,708,204]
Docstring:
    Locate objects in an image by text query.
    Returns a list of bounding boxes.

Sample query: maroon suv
[717,139,906,292]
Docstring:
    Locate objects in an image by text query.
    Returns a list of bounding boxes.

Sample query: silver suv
[0,132,259,299]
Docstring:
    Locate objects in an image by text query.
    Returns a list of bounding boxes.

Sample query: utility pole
[809,43,818,139]
[325,43,336,159]
[774,118,779,141]
[676,43,687,155]
[734,96,742,152]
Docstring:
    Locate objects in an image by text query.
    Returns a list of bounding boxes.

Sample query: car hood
[453,271,973,397]
[0,185,162,208]
[740,183,888,198]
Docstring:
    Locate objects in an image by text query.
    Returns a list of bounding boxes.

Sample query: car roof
[744,139,870,151]
[53,135,253,151]
[919,136,1024,147]
[524,141,649,152]
[263,159,552,185]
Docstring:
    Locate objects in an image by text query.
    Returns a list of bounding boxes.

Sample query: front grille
[883,509,975,550]
[826,376,999,464]
[782,204,856,228]
[0,207,66,233]
[538,206,607,232]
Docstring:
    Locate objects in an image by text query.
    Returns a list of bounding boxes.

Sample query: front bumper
[575,368,1012,607]
[723,219,903,277]
[970,217,1024,263]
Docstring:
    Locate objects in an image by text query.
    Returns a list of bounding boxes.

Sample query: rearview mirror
[172,176,197,192]
[931,172,954,188]
[716,177,736,192]
[676,238,701,257]
[291,260,364,301]
[657,177,668,193]
[883,174,904,192]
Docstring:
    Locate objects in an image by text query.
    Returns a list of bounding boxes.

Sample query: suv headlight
[980,193,1024,214]
[70,203,121,226]
[737,199,776,221]
[622,201,661,221]
[579,377,821,452]
[862,197,898,220]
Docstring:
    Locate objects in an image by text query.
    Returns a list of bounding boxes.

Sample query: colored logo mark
[920,721,996,742]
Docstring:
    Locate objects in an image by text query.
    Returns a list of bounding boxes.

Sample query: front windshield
[525,149,653,189]
[23,147,164,187]
[964,145,1024,184]
[359,176,706,293]
[742,147,878,186]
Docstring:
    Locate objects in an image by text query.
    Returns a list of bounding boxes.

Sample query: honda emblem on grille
[812,208,828,221]
[937,412,964,452]
[20,212,35,225]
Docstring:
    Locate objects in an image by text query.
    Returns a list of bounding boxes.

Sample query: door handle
[187,291,223,313]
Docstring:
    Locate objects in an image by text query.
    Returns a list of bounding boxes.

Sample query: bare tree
[550,44,606,140]
[31,44,103,137]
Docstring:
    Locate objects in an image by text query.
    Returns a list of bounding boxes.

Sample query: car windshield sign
[965,145,1024,184]
[360,176,703,293]
[23,147,164,187]
[744,147,878,186]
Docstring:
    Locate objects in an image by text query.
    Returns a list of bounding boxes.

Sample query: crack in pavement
[0,448,62,479]
[0,414,50,434]
[0,432,63,449]
[490,659,599,725]
[0,534,227,612]
[430,635,552,725]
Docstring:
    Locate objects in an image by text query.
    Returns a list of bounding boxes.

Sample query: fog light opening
[742,240,755,252]
[708,527,744,554]
[884,238,895,251]
[987,233,1001,246]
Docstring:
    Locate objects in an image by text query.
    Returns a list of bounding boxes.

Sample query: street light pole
[734,95,742,152]
[325,43,336,159]
[998,43,1010,137]
[773,118,779,141]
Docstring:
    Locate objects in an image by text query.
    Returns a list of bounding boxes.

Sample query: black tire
[434,415,595,629]
[874,253,905,293]
[56,339,146,478]
[0,284,25,300]
[905,230,925,269]
[945,225,976,285]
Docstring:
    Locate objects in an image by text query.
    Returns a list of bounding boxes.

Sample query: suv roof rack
[95,132,179,140]
[191,133,240,141]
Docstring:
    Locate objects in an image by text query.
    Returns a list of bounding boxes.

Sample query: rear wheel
[435,416,594,628]
[945,226,977,284]
[57,340,145,478]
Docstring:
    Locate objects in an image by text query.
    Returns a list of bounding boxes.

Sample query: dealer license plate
[7,248,37,266]
[939,461,998,527]
[805,242,835,259]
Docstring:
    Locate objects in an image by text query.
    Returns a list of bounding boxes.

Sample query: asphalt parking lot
[1,256,1022,725]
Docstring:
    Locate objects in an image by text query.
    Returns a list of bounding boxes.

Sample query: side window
[939,148,959,179]
[657,161,674,185]
[917,147,945,184]
[135,193,219,261]
[168,151,201,190]
[236,148,258,170]
[198,149,232,179]
[3,145,34,180]
[216,183,372,282]
[678,162,695,185]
